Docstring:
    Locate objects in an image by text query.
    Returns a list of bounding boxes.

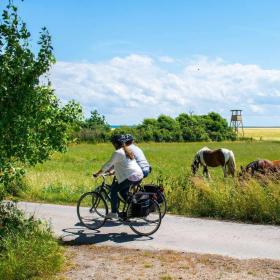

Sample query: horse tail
[228,150,236,176]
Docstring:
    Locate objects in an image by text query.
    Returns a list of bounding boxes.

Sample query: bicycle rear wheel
[77,191,108,230]
[127,199,161,236]
[158,193,167,219]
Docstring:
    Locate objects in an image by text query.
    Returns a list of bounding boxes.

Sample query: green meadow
[22,141,280,224]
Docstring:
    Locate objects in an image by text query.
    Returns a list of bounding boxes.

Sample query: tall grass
[0,203,64,279]
[166,174,280,224]
[21,142,280,224]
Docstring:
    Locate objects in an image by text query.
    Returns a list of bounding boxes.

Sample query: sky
[2,0,280,126]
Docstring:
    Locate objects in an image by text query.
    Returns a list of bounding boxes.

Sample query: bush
[76,111,236,143]
[75,128,109,143]
[0,202,64,280]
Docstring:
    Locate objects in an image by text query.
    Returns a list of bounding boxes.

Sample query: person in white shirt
[94,134,143,219]
[124,134,151,178]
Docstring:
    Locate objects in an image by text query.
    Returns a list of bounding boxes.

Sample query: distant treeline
[72,110,237,143]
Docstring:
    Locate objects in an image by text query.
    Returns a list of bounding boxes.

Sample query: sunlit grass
[22,141,280,223]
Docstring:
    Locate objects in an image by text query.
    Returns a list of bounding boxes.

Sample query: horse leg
[202,165,206,177]
[202,166,206,177]
[227,163,234,177]
[203,166,210,178]
[222,165,227,177]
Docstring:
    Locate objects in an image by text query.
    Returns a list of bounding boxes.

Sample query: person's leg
[119,186,129,201]
[110,179,131,213]
[110,181,119,214]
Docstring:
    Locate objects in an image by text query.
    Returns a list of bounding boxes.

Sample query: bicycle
[77,174,162,236]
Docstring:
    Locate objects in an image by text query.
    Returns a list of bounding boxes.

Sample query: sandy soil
[63,245,280,280]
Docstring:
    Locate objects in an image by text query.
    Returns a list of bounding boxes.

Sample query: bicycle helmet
[125,134,134,143]
[111,134,126,146]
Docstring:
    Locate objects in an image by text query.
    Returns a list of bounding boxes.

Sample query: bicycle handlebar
[93,172,114,183]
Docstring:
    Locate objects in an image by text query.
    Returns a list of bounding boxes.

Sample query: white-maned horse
[191,147,236,178]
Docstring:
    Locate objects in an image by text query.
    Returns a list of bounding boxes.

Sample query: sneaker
[106,212,119,220]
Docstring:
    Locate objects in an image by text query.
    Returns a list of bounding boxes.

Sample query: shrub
[76,111,236,143]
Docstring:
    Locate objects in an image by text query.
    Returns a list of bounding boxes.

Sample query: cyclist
[93,134,143,219]
[123,134,151,178]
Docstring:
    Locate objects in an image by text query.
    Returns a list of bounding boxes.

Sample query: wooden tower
[230,110,244,136]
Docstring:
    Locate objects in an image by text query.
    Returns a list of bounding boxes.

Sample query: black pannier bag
[130,192,150,217]
[143,184,164,204]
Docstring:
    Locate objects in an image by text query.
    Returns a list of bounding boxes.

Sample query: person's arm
[93,151,119,177]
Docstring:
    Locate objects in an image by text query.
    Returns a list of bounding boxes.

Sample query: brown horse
[191,147,236,178]
[241,159,280,175]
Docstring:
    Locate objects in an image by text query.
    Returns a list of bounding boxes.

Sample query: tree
[201,112,236,141]
[156,115,181,142]
[176,113,209,141]
[0,1,82,193]
[76,110,110,143]
[84,110,110,130]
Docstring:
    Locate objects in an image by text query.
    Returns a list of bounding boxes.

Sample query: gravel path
[63,245,280,280]
[18,201,280,260]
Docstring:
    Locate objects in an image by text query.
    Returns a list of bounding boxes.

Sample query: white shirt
[129,144,150,172]
[101,148,143,183]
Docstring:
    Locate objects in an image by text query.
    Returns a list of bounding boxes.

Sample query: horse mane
[227,150,236,175]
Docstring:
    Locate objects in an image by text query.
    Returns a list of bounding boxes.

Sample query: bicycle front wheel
[127,199,161,236]
[77,191,108,230]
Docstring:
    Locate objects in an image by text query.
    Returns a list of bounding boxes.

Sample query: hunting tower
[230,110,244,136]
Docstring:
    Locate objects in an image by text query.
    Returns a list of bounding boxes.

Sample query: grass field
[22,141,280,224]
[244,127,280,141]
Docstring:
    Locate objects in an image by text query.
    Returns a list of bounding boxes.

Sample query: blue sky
[2,0,280,125]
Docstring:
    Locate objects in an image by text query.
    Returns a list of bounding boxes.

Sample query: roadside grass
[21,141,280,224]
[0,203,64,280]
[0,231,64,280]
[167,175,280,224]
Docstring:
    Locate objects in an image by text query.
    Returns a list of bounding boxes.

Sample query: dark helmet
[111,134,126,145]
[125,134,134,143]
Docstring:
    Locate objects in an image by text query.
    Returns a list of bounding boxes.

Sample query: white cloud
[50,55,280,125]
[158,56,175,63]
[249,104,264,113]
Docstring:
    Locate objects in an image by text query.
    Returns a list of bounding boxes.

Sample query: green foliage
[201,112,236,141]
[76,111,236,143]
[75,110,236,143]
[0,2,83,193]
[75,110,110,143]
[0,202,64,279]
[84,110,110,130]
[0,162,25,196]
[118,112,234,142]
[176,113,210,141]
